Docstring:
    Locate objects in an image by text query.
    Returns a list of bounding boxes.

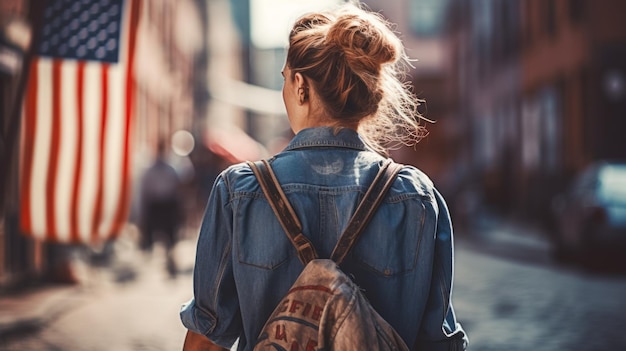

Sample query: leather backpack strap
[247,160,318,265]
[330,159,403,265]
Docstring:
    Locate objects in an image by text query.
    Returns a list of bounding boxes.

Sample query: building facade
[449,0,626,224]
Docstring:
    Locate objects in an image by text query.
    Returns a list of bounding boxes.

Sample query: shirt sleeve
[414,188,469,351]
[179,173,242,348]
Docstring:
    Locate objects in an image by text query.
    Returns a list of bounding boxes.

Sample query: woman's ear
[294,73,309,105]
[293,72,305,89]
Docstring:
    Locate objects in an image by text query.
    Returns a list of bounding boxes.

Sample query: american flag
[20,0,141,244]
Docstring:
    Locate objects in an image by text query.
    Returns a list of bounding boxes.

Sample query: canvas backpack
[247,159,410,351]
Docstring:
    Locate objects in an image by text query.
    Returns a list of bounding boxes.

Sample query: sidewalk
[469,210,549,245]
[0,233,128,341]
[455,209,554,265]
[0,236,127,341]
[0,233,198,342]
[0,283,84,340]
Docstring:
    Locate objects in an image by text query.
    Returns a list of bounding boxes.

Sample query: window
[543,0,557,37]
[409,0,451,37]
[569,0,586,24]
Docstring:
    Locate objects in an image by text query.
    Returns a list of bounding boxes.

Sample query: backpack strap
[247,159,318,265]
[247,159,402,266]
[330,160,403,264]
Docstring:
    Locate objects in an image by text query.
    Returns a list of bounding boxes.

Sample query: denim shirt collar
[284,127,368,151]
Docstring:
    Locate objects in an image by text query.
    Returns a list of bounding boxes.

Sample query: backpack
[247,159,410,351]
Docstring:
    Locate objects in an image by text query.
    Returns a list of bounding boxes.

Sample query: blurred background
[1,0,625,350]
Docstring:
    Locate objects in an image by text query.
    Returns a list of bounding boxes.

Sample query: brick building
[449,0,626,224]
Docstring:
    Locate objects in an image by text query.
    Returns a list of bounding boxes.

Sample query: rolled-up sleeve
[415,188,468,351]
[180,173,241,348]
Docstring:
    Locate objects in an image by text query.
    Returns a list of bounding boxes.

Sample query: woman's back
[182,127,465,350]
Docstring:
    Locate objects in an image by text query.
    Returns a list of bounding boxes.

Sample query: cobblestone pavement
[453,216,626,351]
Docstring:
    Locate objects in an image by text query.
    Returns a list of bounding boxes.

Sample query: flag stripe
[91,63,108,242]
[19,58,39,238]
[77,63,101,242]
[30,61,53,240]
[55,62,78,242]
[70,62,86,243]
[100,65,119,238]
[44,61,62,241]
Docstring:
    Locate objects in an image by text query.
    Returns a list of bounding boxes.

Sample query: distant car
[550,161,626,264]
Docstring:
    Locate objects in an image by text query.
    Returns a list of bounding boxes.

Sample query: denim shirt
[180,127,468,351]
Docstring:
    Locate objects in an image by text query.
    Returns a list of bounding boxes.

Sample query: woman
[180,2,468,350]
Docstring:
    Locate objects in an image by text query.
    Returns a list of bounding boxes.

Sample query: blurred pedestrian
[188,144,224,227]
[139,139,183,276]
[180,2,468,350]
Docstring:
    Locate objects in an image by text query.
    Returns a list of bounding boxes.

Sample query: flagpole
[0,0,48,214]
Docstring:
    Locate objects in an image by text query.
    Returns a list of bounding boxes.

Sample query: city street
[1,218,626,351]
[2,1,625,351]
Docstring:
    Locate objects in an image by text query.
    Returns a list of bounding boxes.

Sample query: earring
[298,87,307,105]
[298,87,308,104]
